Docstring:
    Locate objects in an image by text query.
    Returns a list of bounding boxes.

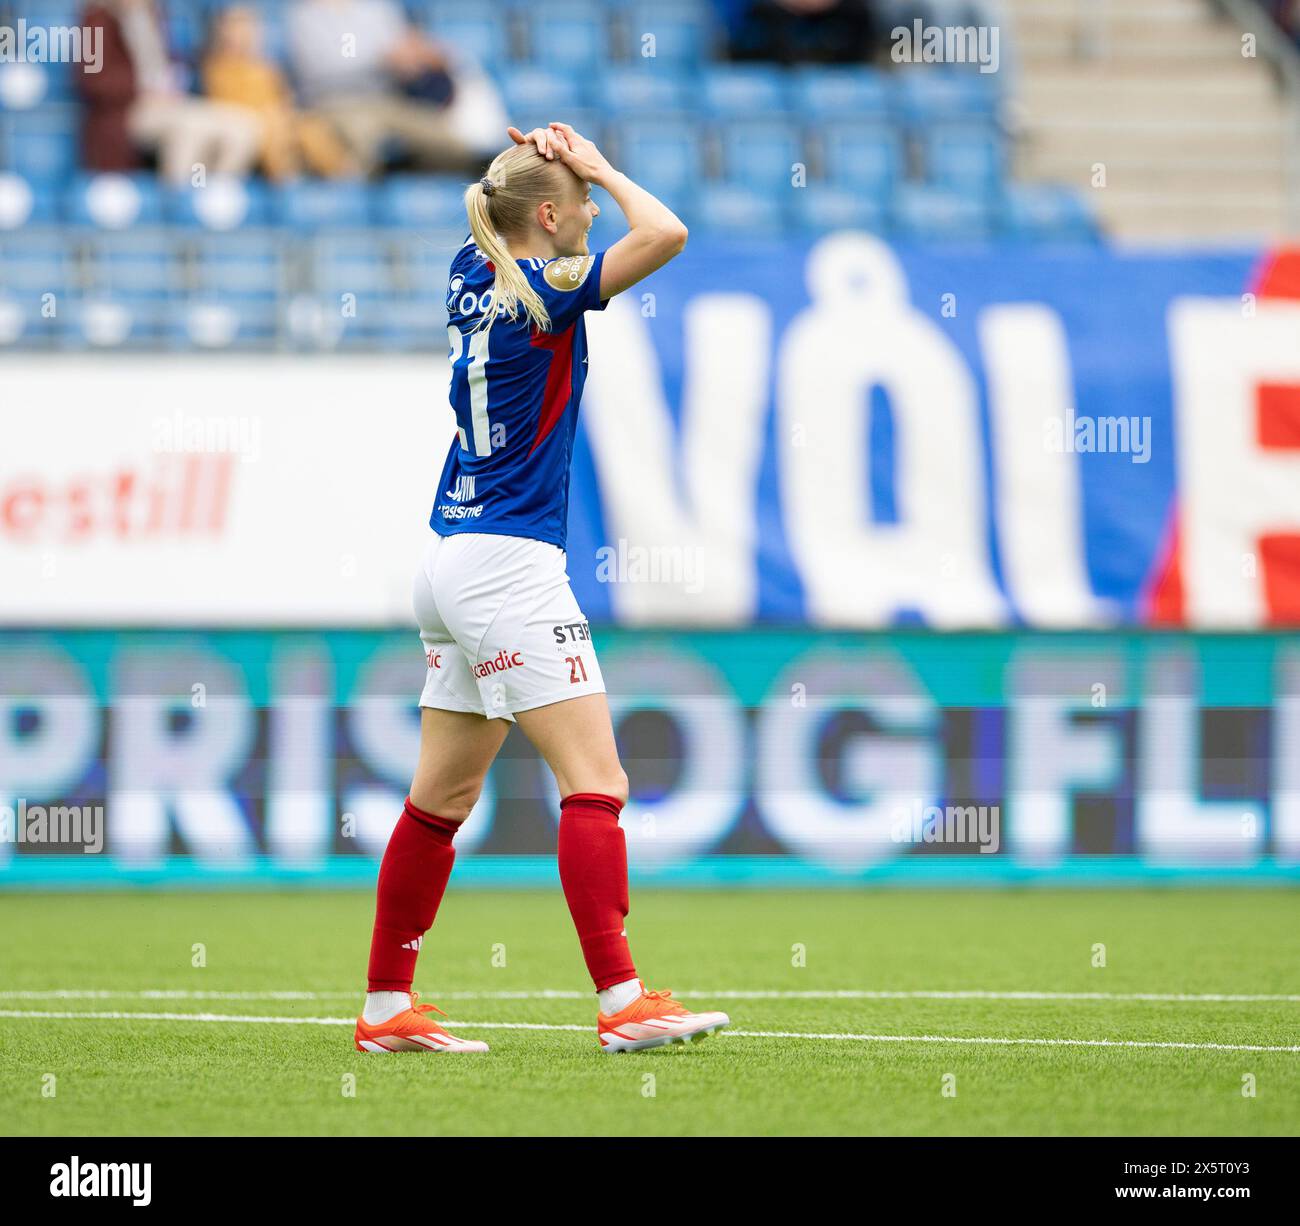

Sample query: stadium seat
[272,181,372,230]
[2,108,79,186]
[312,235,399,296]
[626,1,714,65]
[175,297,281,350]
[519,1,611,70]
[612,118,706,199]
[718,117,804,191]
[696,183,786,238]
[592,64,696,115]
[63,173,164,230]
[790,184,888,235]
[789,66,892,119]
[820,124,904,198]
[419,0,512,66]
[375,176,470,231]
[0,174,52,229]
[896,70,1001,124]
[893,182,993,241]
[193,235,286,299]
[699,65,790,116]
[165,179,272,231]
[500,65,591,120]
[85,241,186,297]
[67,295,173,348]
[1000,183,1099,242]
[924,125,1006,195]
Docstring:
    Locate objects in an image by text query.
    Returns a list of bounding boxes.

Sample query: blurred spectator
[203,6,357,181]
[76,0,261,183]
[1266,0,1300,45]
[285,0,507,175]
[727,0,881,65]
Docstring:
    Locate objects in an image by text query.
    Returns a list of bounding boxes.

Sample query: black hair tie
[479,177,496,196]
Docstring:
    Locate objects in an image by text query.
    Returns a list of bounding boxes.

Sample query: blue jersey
[430,237,608,550]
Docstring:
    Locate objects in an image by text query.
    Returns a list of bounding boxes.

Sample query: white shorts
[413,532,605,722]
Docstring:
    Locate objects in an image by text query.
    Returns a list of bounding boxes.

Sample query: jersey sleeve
[524,251,608,333]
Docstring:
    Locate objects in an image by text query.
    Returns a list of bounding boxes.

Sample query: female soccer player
[354,122,731,1054]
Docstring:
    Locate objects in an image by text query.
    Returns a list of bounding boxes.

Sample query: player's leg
[515,694,731,1053]
[355,537,510,1053]
[356,707,508,1053]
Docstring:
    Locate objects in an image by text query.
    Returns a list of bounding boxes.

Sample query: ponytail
[462,143,581,334]
[464,181,550,333]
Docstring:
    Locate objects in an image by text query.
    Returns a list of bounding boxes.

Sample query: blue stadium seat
[0,62,61,109]
[165,179,272,230]
[63,173,164,229]
[174,298,281,350]
[2,108,78,186]
[893,182,992,241]
[696,183,785,238]
[519,1,610,69]
[790,184,887,235]
[68,295,174,349]
[85,242,185,297]
[193,235,285,299]
[627,2,714,65]
[312,235,398,296]
[592,64,695,115]
[375,176,469,230]
[0,173,54,229]
[1000,183,1098,242]
[699,65,790,116]
[718,117,804,191]
[0,233,69,294]
[419,0,512,66]
[789,66,892,119]
[820,124,903,198]
[925,125,1006,195]
[272,181,372,230]
[897,70,1000,124]
[500,65,591,119]
[612,118,705,198]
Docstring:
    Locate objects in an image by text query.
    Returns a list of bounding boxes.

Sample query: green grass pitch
[1,888,1297,1136]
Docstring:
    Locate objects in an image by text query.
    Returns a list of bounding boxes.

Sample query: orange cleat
[354,991,489,1053]
[596,983,731,1053]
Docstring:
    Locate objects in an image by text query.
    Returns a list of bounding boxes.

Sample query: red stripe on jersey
[528,324,576,456]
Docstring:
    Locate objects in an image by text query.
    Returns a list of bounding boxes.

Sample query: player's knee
[600,768,629,808]
[412,778,483,824]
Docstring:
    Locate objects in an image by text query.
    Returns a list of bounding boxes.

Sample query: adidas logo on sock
[400,937,423,951]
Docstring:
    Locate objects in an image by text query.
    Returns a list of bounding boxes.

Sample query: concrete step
[1017,156,1289,195]
[1020,83,1282,122]
[1091,194,1293,242]
[1016,117,1291,163]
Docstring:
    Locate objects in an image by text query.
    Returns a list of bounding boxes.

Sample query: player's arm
[547,122,688,300]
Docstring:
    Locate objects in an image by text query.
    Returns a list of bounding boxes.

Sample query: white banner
[1,356,452,624]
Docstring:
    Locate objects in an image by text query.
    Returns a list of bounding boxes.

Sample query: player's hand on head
[547,122,613,184]
[506,125,563,160]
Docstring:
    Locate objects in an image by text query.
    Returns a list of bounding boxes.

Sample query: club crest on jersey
[544,255,595,292]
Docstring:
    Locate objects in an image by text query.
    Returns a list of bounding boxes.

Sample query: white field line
[1,1010,1297,1054]
[2,988,1298,1003]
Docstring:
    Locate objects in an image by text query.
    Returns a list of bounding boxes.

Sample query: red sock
[366,797,459,992]
[558,792,638,991]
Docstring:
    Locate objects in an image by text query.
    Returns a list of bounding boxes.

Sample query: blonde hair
[464,143,582,333]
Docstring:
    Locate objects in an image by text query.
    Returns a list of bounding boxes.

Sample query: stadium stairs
[1008,0,1300,242]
